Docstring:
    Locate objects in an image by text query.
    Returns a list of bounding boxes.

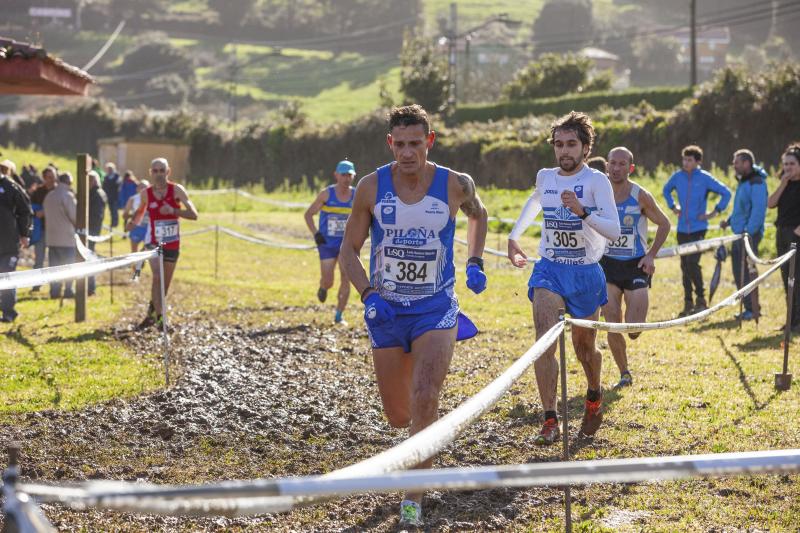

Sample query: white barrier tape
[743,233,784,266]
[217,227,316,250]
[85,234,113,243]
[453,237,509,259]
[0,249,157,291]
[75,235,102,261]
[181,227,216,237]
[569,248,795,333]
[19,448,800,517]
[328,321,564,479]
[655,234,741,259]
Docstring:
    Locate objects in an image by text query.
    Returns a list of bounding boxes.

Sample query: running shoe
[580,392,604,436]
[615,371,633,389]
[533,417,560,446]
[693,298,708,313]
[136,313,156,330]
[734,310,755,321]
[317,287,327,303]
[398,500,423,529]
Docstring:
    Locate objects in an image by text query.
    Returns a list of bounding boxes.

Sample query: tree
[502,53,593,101]
[532,0,595,54]
[631,35,683,85]
[209,0,257,27]
[399,32,448,112]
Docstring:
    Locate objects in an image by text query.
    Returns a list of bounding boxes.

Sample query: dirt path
[1,308,593,532]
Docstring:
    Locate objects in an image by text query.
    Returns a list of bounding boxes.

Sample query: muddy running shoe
[615,371,633,389]
[398,500,423,529]
[136,313,156,330]
[580,392,604,436]
[317,287,327,303]
[534,417,560,446]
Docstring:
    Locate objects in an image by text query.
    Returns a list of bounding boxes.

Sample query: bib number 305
[552,231,578,248]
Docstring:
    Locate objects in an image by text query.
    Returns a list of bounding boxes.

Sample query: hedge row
[452,87,693,124]
[1,65,797,191]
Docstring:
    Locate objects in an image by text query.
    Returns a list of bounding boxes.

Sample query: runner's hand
[507,239,528,268]
[560,190,584,216]
[638,254,656,276]
[466,263,487,294]
[363,292,395,327]
[314,231,327,245]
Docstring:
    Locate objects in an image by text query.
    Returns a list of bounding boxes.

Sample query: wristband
[360,286,376,303]
[467,256,484,271]
[578,208,589,220]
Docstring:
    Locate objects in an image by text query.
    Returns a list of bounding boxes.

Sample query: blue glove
[364,292,395,327]
[466,263,487,294]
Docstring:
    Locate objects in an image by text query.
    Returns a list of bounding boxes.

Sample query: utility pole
[463,34,471,104]
[690,0,697,87]
[448,2,458,109]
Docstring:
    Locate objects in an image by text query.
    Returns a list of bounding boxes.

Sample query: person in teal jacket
[720,149,768,320]
[663,145,732,316]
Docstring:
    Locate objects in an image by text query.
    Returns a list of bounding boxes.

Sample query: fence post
[109,234,114,305]
[75,154,90,322]
[158,245,171,387]
[2,443,56,532]
[558,309,572,533]
[776,243,796,391]
[738,234,746,329]
[214,224,219,279]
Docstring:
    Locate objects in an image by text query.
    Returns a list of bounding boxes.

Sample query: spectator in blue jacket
[663,145,732,316]
[720,149,768,320]
[117,170,138,213]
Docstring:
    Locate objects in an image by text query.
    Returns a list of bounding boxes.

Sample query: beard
[559,157,579,172]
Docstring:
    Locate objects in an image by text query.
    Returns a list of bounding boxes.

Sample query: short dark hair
[783,142,800,163]
[682,145,703,162]
[549,111,596,157]
[733,148,754,166]
[586,156,607,173]
[58,172,72,184]
[388,104,431,135]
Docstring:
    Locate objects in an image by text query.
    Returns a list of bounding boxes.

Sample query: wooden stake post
[75,154,90,322]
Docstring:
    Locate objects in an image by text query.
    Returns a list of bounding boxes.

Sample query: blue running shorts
[367,293,477,353]
[528,258,607,318]
[129,225,147,244]
[317,238,343,260]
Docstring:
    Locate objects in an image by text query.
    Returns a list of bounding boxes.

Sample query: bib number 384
[381,246,437,296]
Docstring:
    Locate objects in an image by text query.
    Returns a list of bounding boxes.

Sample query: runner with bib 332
[507,111,620,445]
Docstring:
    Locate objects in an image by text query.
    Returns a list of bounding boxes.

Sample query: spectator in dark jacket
[768,143,800,331]
[102,162,120,227]
[29,167,57,292]
[88,170,107,295]
[720,149,768,321]
[118,170,138,212]
[0,161,32,322]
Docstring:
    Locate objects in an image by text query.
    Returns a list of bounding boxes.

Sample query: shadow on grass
[5,325,63,407]
[44,328,113,344]
[716,335,772,410]
[689,316,740,333]
[734,331,791,351]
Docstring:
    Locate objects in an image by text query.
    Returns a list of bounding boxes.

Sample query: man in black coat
[88,171,108,296]
[0,160,32,322]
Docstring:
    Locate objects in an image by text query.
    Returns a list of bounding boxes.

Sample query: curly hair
[549,111,595,156]
[682,145,703,162]
[388,104,431,135]
[783,142,800,163]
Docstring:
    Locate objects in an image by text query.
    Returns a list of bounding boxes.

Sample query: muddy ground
[1,306,629,532]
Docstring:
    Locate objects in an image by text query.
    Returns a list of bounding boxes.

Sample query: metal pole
[3,443,56,532]
[777,243,796,391]
[214,224,219,279]
[558,308,572,533]
[158,246,170,386]
[690,0,697,87]
[109,234,114,305]
[738,234,746,329]
[75,154,90,322]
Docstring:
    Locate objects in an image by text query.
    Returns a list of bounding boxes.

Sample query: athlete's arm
[340,173,376,298]
[583,177,620,240]
[304,189,328,237]
[451,172,488,261]
[173,184,199,220]
[638,188,671,275]
[508,179,542,268]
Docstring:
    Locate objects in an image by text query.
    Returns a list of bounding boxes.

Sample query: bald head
[607,146,635,184]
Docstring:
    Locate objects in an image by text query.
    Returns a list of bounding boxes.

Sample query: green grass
[3,148,799,529]
[0,144,75,173]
